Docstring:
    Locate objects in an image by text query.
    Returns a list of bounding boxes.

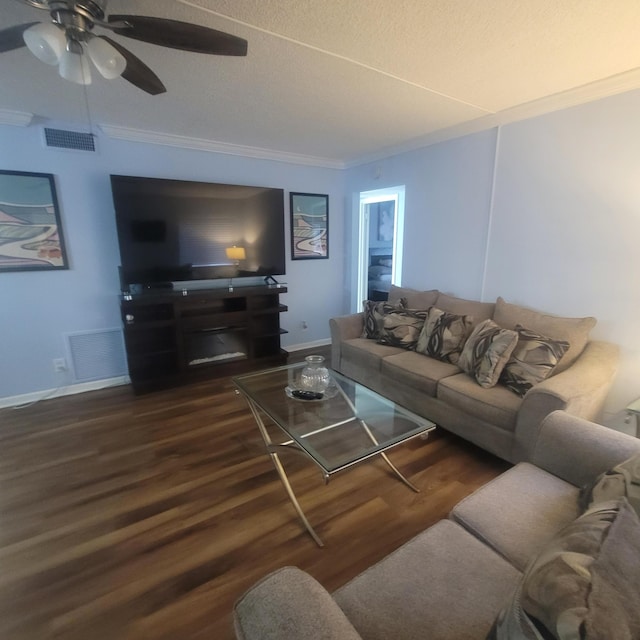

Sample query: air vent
[66,329,127,382]
[44,127,96,152]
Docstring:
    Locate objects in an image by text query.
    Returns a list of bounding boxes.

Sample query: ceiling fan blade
[107,15,248,56]
[0,22,38,53]
[99,36,166,95]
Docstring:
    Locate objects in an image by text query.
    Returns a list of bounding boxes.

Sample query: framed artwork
[377,200,395,242]
[0,170,68,272]
[290,192,328,260]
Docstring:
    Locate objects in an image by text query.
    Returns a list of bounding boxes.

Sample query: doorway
[355,186,405,311]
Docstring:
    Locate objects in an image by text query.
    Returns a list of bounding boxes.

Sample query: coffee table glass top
[233,363,435,474]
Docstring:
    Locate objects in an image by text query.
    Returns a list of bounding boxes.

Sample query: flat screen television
[110,175,286,289]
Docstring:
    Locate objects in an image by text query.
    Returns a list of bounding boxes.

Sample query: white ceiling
[2,0,640,166]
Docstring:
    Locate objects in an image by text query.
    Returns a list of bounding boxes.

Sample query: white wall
[345,88,640,424]
[0,123,344,402]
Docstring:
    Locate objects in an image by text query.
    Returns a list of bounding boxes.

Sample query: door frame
[354,186,405,312]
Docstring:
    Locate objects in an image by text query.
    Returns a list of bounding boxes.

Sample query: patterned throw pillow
[579,452,640,516]
[377,308,428,350]
[489,498,640,640]
[415,307,473,365]
[458,319,518,388]
[500,325,570,397]
[361,299,406,340]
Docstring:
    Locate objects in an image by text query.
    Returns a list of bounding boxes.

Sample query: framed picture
[290,192,328,260]
[377,200,395,242]
[0,170,68,272]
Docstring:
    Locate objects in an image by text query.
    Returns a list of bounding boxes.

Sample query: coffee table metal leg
[245,398,325,547]
[335,385,420,493]
[359,421,420,493]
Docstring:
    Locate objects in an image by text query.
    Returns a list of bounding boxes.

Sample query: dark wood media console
[120,285,288,393]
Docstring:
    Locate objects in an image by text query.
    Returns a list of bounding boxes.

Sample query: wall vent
[66,329,127,383]
[44,127,96,152]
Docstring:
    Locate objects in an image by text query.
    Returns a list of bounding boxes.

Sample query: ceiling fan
[0,0,248,94]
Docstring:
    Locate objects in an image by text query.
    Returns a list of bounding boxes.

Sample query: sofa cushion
[490,498,640,640]
[500,326,570,397]
[342,338,405,373]
[438,373,521,432]
[579,451,640,516]
[493,296,596,373]
[458,319,518,388]
[415,307,473,365]
[435,293,495,327]
[377,308,428,350]
[451,463,580,572]
[388,284,439,310]
[361,300,404,340]
[334,519,522,640]
[381,351,460,397]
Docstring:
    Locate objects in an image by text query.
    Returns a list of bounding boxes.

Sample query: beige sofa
[329,286,619,463]
[234,411,640,639]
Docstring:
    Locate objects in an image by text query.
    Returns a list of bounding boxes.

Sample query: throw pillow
[579,452,640,516]
[415,307,473,365]
[500,325,570,397]
[458,319,519,388]
[361,299,405,340]
[377,308,428,350]
[493,297,596,374]
[489,498,640,640]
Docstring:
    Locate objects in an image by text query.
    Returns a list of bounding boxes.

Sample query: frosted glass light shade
[59,47,92,85]
[87,37,126,79]
[23,23,65,65]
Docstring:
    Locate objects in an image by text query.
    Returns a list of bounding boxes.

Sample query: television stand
[120,285,288,393]
[263,275,280,286]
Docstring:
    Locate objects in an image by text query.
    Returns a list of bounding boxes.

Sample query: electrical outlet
[53,358,66,372]
[301,320,308,330]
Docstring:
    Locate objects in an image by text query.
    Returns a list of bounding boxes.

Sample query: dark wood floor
[0,350,509,639]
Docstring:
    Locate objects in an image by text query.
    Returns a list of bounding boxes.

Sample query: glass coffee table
[233,363,436,546]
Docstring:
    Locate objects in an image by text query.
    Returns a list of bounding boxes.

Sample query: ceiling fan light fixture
[59,42,92,85]
[23,22,65,65]
[86,36,126,79]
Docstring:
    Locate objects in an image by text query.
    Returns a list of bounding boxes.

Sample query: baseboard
[284,338,331,352]
[0,376,130,409]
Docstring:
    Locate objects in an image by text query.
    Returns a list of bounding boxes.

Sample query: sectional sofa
[329,286,619,463]
[233,410,640,639]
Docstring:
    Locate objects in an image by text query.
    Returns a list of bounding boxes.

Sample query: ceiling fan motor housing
[47,1,107,38]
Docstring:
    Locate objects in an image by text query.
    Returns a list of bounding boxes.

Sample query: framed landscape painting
[290,192,328,260]
[0,170,68,272]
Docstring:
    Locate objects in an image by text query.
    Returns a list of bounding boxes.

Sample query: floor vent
[44,127,96,152]
[66,329,127,383]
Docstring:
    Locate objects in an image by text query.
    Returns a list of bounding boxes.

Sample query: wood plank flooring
[0,352,509,639]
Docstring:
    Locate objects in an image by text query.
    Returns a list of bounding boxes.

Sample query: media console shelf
[120,285,288,393]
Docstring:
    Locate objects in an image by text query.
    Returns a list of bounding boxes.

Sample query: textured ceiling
[2,0,640,165]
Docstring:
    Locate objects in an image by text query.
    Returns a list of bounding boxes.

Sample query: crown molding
[0,109,34,127]
[345,67,640,168]
[99,124,345,169]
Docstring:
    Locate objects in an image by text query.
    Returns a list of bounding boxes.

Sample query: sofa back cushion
[388,285,439,310]
[493,297,596,373]
[435,293,495,327]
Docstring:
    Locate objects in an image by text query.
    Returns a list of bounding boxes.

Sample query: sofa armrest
[329,313,364,371]
[234,567,362,640]
[530,410,640,487]
[512,340,619,462]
